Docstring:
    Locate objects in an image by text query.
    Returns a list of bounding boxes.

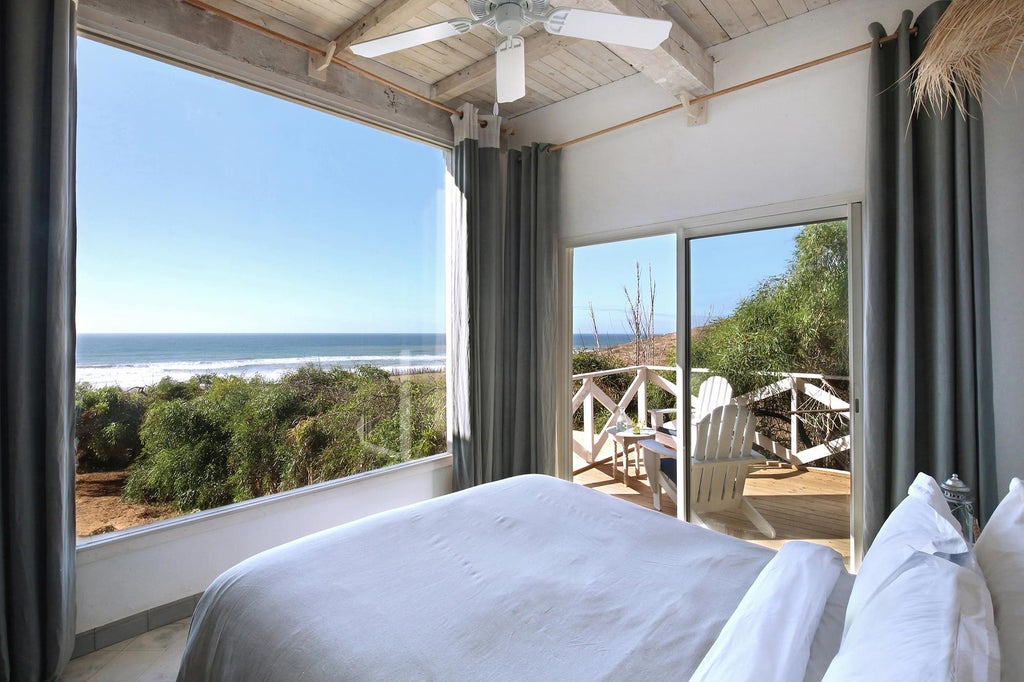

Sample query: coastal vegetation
[570,349,676,431]
[692,221,850,467]
[75,366,446,514]
[572,220,850,468]
[691,221,849,393]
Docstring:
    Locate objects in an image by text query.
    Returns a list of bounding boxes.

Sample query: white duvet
[178,474,848,681]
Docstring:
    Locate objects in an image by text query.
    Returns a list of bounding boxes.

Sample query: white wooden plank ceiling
[206,0,843,117]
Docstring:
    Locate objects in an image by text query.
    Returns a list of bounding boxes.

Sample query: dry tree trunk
[644,264,656,363]
[624,262,657,365]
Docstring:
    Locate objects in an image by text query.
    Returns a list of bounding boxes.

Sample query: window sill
[76,452,453,558]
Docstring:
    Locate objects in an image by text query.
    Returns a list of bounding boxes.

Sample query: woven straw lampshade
[912,0,1024,114]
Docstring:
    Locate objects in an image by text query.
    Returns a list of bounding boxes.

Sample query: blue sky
[572,226,803,337]
[79,38,803,338]
[76,39,446,333]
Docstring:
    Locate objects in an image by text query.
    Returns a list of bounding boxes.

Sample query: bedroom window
[74,39,447,539]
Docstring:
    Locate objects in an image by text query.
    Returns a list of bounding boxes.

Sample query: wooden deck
[572,444,851,562]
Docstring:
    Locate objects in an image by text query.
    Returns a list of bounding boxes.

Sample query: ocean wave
[76,355,446,388]
[78,354,445,370]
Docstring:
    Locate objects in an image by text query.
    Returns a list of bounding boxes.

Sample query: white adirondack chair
[649,375,734,432]
[640,403,776,539]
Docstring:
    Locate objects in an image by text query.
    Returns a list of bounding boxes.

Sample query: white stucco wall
[512,0,1023,491]
[984,66,1024,494]
[75,454,453,632]
[511,0,936,239]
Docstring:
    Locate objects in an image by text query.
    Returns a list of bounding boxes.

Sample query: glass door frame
[676,201,864,565]
[558,198,864,565]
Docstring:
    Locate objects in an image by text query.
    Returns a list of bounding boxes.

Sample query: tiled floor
[60,618,190,682]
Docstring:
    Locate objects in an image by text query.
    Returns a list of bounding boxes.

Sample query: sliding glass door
[682,220,853,561]
[563,207,861,565]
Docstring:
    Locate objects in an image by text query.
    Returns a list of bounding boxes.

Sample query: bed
[177,471,1016,680]
[177,474,853,681]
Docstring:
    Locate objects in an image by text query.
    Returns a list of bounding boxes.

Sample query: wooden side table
[607,426,658,485]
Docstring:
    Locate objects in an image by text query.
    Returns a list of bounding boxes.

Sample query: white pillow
[803,572,853,682]
[690,541,844,682]
[823,551,1000,681]
[975,478,1024,680]
[845,490,974,632]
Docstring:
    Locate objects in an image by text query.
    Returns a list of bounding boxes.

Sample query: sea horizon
[76,332,447,387]
[75,332,641,387]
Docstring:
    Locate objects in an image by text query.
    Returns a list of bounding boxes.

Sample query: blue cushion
[660,457,677,483]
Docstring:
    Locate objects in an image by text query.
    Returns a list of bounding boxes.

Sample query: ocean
[76,333,446,387]
[75,332,636,387]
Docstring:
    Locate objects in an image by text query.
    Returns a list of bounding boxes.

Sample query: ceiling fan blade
[544,8,670,49]
[350,20,468,58]
[496,37,526,103]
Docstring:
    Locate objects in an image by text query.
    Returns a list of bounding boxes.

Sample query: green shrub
[120,366,447,513]
[124,397,233,511]
[227,379,301,500]
[146,376,206,402]
[690,221,850,466]
[75,383,149,471]
[691,221,848,393]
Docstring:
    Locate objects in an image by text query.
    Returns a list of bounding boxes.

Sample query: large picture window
[75,39,447,538]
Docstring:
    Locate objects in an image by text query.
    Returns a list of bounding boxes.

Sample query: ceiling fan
[349,0,671,103]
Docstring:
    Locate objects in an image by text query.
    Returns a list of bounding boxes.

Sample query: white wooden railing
[572,365,677,463]
[571,366,850,467]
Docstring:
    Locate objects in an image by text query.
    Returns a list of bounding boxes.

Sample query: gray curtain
[863,1,996,543]
[446,104,560,489]
[1,0,79,679]
[501,144,560,479]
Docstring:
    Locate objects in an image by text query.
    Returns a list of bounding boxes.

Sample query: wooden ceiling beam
[670,0,730,45]
[77,0,452,145]
[334,0,439,51]
[579,0,714,96]
[186,0,435,96]
[188,0,333,51]
[432,32,579,103]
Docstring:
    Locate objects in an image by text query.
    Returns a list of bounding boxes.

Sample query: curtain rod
[182,0,463,117]
[547,27,917,153]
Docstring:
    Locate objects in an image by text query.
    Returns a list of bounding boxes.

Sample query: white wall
[984,66,1024,493]
[512,0,1024,491]
[510,0,934,239]
[75,454,453,632]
